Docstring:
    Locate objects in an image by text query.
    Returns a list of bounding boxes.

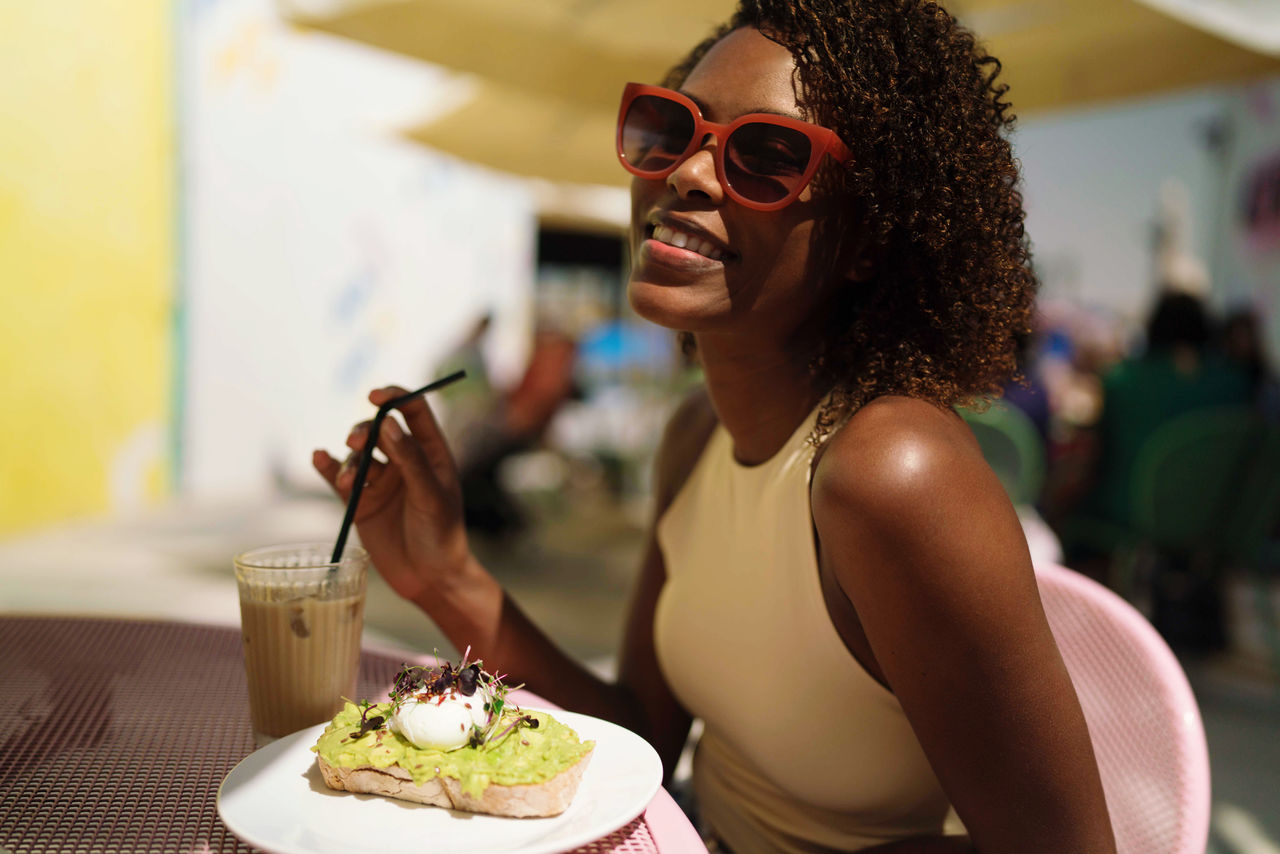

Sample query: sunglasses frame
[616,82,853,212]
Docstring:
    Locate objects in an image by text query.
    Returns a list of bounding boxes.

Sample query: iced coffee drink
[234,543,368,744]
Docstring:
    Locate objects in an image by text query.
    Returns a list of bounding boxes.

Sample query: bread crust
[316,747,593,817]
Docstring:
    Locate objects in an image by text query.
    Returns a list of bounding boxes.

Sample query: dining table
[0,614,707,854]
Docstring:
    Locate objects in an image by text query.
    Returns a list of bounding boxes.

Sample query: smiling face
[627,27,853,352]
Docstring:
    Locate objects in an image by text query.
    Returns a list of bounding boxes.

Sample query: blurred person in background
[1063,289,1250,539]
[1222,304,1280,423]
[1001,327,1052,443]
[450,321,580,539]
[1056,288,1251,650]
[1034,304,1129,527]
[313,1,1114,851]
[437,312,497,444]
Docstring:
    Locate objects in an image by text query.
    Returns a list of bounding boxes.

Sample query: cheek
[737,221,844,326]
[629,177,663,245]
[741,219,818,290]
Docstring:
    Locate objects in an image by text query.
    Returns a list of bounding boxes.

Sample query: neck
[696,333,826,465]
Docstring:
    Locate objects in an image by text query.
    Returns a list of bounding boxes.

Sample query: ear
[845,248,877,283]
[838,231,880,284]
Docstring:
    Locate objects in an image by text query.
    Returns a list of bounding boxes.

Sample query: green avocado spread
[312,702,595,799]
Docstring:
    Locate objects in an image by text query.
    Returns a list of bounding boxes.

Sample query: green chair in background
[1129,407,1262,551]
[958,400,1046,507]
[1220,423,1280,677]
[1118,406,1266,652]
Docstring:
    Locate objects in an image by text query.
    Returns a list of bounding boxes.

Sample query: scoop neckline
[724,399,825,470]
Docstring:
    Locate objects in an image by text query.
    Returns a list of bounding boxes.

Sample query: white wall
[180,0,535,497]
[1014,87,1230,331]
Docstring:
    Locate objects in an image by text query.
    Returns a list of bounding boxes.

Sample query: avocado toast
[312,656,594,817]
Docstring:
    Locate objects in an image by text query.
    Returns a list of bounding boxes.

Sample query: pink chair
[1036,563,1211,854]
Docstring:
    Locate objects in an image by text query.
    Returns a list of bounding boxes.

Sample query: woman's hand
[313,386,472,605]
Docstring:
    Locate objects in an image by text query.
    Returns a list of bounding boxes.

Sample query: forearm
[407,554,644,732]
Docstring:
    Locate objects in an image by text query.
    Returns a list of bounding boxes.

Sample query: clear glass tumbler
[234,543,368,746]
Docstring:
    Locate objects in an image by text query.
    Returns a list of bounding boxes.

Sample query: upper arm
[617,387,716,779]
[811,398,1114,854]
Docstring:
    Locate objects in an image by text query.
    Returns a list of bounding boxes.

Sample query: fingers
[313,447,368,497]
[370,386,459,490]
[313,446,401,514]
[368,386,404,408]
[376,415,452,509]
[345,420,376,454]
[313,449,344,493]
[314,384,460,518]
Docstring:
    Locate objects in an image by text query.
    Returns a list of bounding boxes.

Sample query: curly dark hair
[665,0,1036,437]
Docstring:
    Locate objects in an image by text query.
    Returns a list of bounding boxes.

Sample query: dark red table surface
[0,615,680,854]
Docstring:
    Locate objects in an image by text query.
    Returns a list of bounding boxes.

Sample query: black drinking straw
[331,370,466,564]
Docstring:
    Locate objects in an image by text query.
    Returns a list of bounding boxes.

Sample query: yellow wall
[0,1,174,533]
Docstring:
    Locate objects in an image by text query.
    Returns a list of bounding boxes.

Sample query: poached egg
[390,686,491,751]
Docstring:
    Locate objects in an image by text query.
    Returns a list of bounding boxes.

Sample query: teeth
[652,224,726,261]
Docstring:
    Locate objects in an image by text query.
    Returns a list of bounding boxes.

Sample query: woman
[314,2,1115,851]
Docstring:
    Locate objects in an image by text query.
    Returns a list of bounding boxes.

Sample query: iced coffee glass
[234,543,368,746]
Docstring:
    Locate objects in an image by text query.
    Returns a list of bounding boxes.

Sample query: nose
[666,135,725,205]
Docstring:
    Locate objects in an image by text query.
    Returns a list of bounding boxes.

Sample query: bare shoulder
[813,395,989,518]
[812,397,1115,853]
[652,385,718,512]
[810,393,1030,599]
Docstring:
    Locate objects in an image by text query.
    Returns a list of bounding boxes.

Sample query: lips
[651,224,728,261]
[644,217,735,264]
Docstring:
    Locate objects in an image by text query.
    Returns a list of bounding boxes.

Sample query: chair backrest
[1130,406,1262,552]
[1035,563,1210,854]
[958,400,1046,506]
[1221,422,1280,569]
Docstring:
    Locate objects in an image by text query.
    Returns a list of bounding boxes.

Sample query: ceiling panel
[951,0,1280,112]
[1133,0,1280,56]
[403,83,623,187]
[283,0,735,109]
[282,0,1280,190]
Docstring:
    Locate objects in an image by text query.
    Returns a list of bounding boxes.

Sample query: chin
[626,275,724,333]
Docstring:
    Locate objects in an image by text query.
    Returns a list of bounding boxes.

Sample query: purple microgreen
[349,702,386,738]
[458,664,480,696]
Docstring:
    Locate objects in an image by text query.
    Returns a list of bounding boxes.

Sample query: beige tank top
[654,404,960,853]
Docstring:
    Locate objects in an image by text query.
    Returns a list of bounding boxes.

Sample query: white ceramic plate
[217,709,663,854]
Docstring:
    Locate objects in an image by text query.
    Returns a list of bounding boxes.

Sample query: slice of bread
[315,746,593,817]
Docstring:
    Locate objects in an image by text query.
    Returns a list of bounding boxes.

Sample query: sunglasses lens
[725,122,814,204]
[621,94,696,174]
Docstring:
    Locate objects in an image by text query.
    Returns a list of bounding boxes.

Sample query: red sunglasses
[616,82,852,211]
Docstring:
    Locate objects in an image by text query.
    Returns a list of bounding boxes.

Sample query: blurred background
[2,0,1280,850]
